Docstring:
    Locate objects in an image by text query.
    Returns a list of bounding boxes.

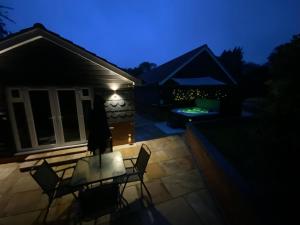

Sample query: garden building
[136,44,240,123]
[0,23,138,154]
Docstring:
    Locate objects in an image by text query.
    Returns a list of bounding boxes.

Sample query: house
[0,23,138,154]
[136,44,240,116]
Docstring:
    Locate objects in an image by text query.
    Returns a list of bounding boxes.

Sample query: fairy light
[172,88,228,102]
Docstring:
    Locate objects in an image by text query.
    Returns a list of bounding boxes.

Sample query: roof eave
[0,24,139,86]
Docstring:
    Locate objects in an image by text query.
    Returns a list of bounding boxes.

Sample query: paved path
[134,113,185,142]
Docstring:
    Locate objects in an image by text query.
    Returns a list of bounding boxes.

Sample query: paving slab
[10,173,40,194]
[148,150,171,164]
[154,197,202,225]
[0,211,41,225]
[162,170,205,198]
[0,163,18,180]
[146,163,167,180]
[142,180,172,205]
[3,190,47,216]
[160,156,194,175]
[0,168,20,195]
[184,190,225,225]
[123,185,139,204]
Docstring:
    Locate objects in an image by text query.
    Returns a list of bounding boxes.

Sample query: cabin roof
[0,23,139,86]
[139,44,236,86]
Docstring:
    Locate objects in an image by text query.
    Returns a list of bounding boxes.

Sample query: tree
[257,34,300,225]
[123,61,156,77]
[0,5,13,39]
[219,47,244,82]
[240,62,269,97]
[265,34,300,126]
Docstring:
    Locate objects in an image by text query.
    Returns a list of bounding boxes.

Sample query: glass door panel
[57,90,81,142]
[12,102,31,148]
[82,99,92,137]
[29,90,56,145]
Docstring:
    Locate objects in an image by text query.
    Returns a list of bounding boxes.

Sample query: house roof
[0,23,139,86]
[139,44,236,85]
[172,77,226,86]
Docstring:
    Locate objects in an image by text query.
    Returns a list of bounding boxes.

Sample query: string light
[172,88,228,102]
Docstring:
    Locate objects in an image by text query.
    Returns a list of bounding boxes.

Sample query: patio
[0,135,225,225]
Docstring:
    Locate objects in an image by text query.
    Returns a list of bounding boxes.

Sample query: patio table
[70,151,126,187]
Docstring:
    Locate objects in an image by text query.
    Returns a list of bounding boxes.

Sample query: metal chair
[30,160,78,221]
[121,143,152,203]
[75,181,125,224]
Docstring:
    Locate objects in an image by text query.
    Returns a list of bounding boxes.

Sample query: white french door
[7,87,92,152]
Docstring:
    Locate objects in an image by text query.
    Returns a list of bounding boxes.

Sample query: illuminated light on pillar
[128,133,133,145]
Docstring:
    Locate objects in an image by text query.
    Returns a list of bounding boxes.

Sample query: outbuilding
[0,23,138,154]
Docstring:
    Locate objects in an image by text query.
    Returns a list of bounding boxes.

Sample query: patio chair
[30,160,78,222]
[75,181,126,224]
[120,143,152,203]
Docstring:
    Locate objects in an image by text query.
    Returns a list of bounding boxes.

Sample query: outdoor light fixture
[109,91,122,100]
[112,93,120,99]
[128,133,133,145]
[109,83,120,91]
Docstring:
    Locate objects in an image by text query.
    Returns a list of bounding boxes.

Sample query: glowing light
[108,83,120,91]
[109,93,122,100]
[172,88,228,102]
[128,133,133,145]
[178,107,208,114]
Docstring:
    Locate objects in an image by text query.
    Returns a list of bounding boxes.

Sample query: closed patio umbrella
[87,95,112,165]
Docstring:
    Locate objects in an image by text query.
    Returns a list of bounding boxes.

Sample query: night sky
[4,0,300,68]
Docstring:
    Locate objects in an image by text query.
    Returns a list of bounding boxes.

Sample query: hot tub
[168,107,218,128]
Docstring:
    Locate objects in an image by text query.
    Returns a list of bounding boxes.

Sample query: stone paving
[0,135,226,225]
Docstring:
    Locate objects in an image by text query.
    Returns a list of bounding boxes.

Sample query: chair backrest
[134,144,151,176]
[30,160,59,194]
[78,183,119,220]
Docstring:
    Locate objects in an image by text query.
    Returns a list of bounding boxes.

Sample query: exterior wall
[0,85,12,153]
[94,88,135,145]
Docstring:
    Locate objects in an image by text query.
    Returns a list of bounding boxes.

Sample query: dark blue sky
[5,0,300,68]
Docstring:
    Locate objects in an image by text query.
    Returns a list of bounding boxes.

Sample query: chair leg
[140,181,143,198]
[72,192,78,200]
[120,176,128,198]
[43,199,52,223]
[141,181,153,203]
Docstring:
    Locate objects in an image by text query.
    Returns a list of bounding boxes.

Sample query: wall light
[109,92,122,100]
[108,83,120,91]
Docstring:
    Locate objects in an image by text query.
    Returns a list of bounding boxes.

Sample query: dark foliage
[255,34,300,225]
[219,47,244,82]
[262,34,300,170]
[123,61,156,77]
[240,62,270,98]
[0,5,13,39]
[219,47,270,98]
